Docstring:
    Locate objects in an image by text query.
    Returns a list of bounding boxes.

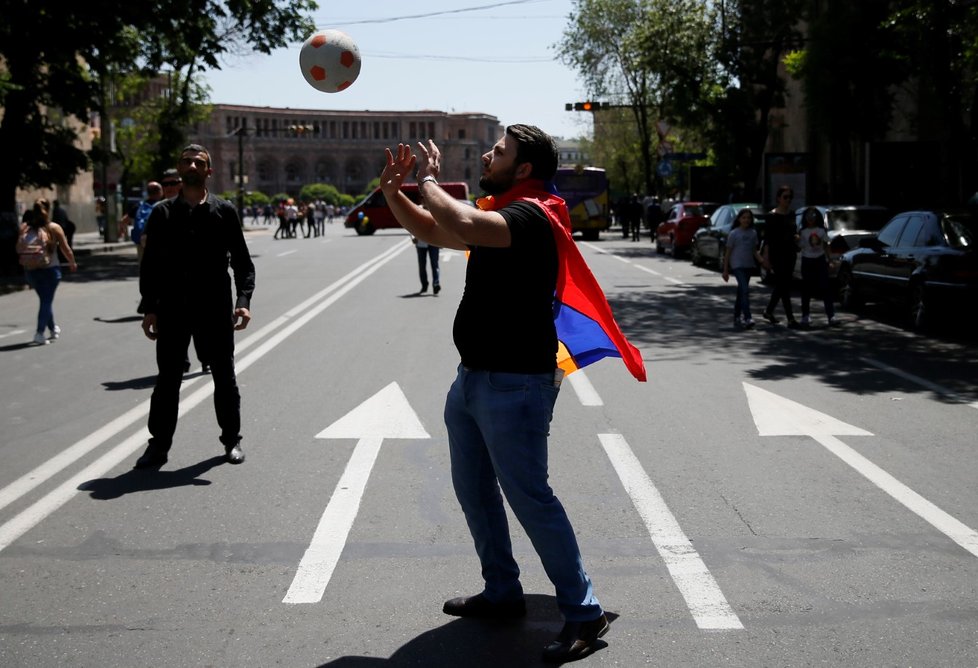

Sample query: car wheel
[581,229,599,241]
[355,220,374,236]
[837,266,861,309]
[655,236,664,254]
[909,282,928,331]
[691,240,703,266]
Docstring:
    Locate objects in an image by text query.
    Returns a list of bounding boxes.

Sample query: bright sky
[201,0,593,142]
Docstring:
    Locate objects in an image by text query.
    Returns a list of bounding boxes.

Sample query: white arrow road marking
[0,240,411,553]
[283,382,430,604]
[599,433,744,630]
[744,383,978,558]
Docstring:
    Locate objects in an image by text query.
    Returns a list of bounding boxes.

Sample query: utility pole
[234,122,247,227]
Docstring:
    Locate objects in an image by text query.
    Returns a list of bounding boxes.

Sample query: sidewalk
[1,223,268,294]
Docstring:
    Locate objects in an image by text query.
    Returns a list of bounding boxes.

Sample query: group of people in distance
[722,184,838,330]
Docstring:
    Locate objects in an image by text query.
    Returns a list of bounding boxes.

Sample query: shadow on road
[94,315,143,324]
[101,374,157,391]
[317,596,617,668]
[78,455,226,499]
[602,268,978,404]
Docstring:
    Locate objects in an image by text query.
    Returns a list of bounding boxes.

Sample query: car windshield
[943,214,976,249]
[685,204,719,217]
[826,208,890,232]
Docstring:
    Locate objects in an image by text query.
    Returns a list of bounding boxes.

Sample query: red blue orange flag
[477,181,647,382]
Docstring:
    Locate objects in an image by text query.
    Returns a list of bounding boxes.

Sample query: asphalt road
[1,223,977,667]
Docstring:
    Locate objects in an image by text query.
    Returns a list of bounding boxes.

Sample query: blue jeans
[444,365,602,622]
[731,267,753,321]
[25,266,61,334]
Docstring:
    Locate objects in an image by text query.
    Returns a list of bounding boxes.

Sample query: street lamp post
[236,122,246,225]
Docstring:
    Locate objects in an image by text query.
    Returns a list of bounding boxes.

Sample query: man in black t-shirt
[379,125,608,663]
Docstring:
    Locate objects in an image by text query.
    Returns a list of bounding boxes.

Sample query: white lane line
[282,438,383,604]
[0,240,412,551]
[813,433,978,558]
[633,265,663,277]
[860,356,978,410]
[663,275,683,285]
[0,329,27,340]
[0,240,409,516]
[567,370,603,406]
[277,249,298,257]
[599,433,744,630]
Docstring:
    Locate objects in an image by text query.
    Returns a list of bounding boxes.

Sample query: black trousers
[765,257,796,319]
[148,308,241,452]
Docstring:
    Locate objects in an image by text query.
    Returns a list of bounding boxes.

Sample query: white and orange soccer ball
[299,29,362,93]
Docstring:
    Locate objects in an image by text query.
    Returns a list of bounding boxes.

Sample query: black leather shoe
[542,613,610,663]
[433,284,441,295]
[225,444,245,464]
[442,593,526,619]
[134,445,168,469]
[762,311,780,324]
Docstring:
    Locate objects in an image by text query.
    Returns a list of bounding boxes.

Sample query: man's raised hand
[381,144,417,198]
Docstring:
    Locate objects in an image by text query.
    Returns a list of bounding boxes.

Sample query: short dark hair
[506,124,558,181]
[181,143,211,168]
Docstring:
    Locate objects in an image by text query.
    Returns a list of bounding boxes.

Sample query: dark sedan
[691,203,766,268]
[837,210,978,329]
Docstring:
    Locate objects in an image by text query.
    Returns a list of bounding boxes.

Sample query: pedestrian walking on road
[412,236,440,294]
[133,144,255,470]
[722,207,767,329]
[17,198,77,345]
[762,185,800,327]
[798,206,837,327]
[379,125,609,663]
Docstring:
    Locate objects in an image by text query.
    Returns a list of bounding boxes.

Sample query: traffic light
[566,101,605,111]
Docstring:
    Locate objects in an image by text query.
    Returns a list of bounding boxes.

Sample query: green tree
[136,0,317,176]
[707,0,806,197]
[557,0,660,194]
[558,0,717,195]
[882,0,978,204]
[300,182,344,205]
[0,1,317,216]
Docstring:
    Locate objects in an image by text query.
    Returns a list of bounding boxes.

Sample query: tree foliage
[557,0,661,194]
[0,0,318,213]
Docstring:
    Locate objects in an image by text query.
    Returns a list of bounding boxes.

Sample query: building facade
[192,104,504,200]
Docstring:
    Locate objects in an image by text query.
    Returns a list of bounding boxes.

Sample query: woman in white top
[798,206,837,327]
[16,198,77,345]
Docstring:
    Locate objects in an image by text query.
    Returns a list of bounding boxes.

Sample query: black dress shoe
[542,613,610,663]
[134,445,168,469]
[762,311,780,324]
[442,593,526,619]
[225,444,245,464]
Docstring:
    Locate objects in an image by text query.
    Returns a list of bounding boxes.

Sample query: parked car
[837,210,978,329]
[792,205,890,281]
[690,203,766,268]
[655,202,719,256]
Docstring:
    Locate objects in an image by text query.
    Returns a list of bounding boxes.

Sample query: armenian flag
[477,181,647,382]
